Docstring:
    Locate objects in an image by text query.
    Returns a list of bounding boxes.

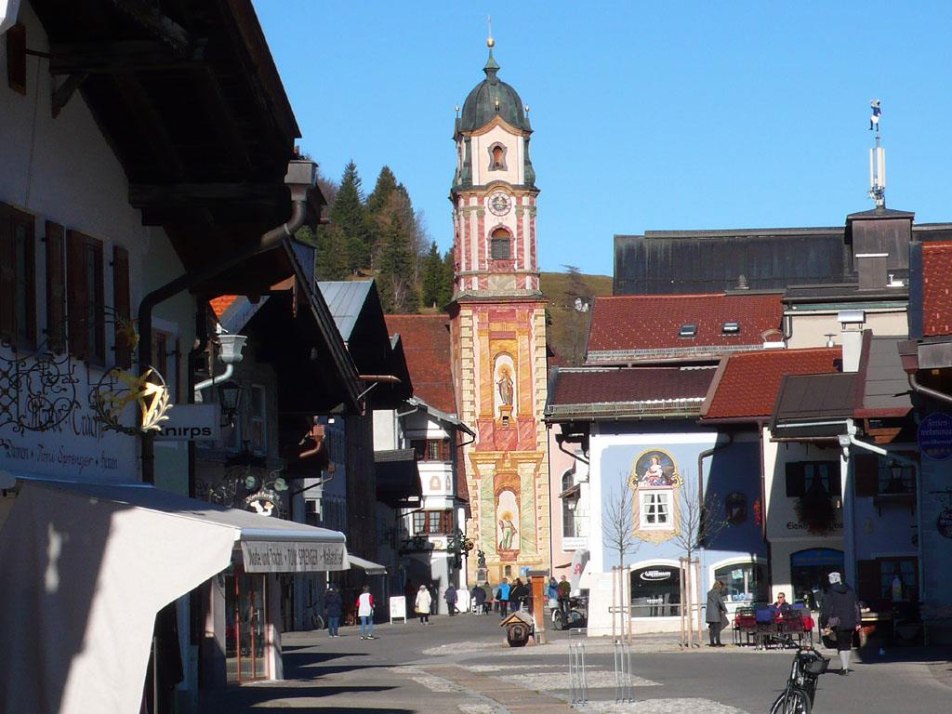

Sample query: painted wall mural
[627,448,683,545]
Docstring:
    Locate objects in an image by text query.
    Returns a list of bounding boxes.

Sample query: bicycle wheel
[311,613,325,630]
[769,687,811,714]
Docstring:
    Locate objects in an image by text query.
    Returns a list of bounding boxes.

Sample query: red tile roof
[210,295,239,318]
[702,347,841,421]
[385,315,456,414]
[586,293,783,359]
[922,242,952,336]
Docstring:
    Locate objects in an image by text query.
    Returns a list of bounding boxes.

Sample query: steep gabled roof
[701,347,842,422]
[586,292,783,363]
[385,315,456,415]
[545,365,717,421]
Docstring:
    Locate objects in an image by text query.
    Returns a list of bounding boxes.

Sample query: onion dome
[458,39,531,134]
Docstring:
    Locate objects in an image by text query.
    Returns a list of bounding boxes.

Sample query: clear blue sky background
[253,1,952,277]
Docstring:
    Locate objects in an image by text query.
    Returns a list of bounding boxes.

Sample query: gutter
[138,159,316,483]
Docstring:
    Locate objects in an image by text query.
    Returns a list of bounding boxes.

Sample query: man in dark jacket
[820,571,861,675]
[324,585,343,638]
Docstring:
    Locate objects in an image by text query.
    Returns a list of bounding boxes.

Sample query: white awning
[348,554,387,575]
[0,479,348,714]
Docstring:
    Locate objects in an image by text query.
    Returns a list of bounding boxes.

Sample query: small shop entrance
[224,566,268,681]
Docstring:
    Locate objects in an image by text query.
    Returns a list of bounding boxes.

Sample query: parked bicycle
[769,637,829,714]
[303,598,325,631]
[552,595,588,631]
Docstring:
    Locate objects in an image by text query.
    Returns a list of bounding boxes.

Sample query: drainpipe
[838,420,921,600]
[138,159,316,483]
[908,372,952,408]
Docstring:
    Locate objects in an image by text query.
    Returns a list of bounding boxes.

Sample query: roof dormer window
[722,321,740,335]
[679,324,697,338]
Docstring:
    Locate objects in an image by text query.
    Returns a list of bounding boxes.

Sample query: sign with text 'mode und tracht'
[153,404,220,441]
[241,540,347,573]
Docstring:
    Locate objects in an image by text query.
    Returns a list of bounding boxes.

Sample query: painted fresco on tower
[494,355,516,419]
[496,489,520,555]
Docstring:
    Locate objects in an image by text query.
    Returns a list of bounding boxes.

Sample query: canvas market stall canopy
[0,479,349,714]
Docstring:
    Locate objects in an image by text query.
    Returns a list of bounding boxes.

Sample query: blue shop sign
[918,412,952,460]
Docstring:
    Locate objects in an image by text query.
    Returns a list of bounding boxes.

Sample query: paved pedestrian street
[199,611,952,713]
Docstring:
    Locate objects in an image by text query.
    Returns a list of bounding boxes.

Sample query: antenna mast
[868,99,886,208]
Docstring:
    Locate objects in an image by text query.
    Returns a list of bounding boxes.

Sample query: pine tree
[377,202,420,313]
[441,247,456,305]
[330,161,371,273]
[420,242,445,309]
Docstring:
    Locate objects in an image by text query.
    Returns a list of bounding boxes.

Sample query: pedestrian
[706,580,728,647]
[415,584,432,625]
[820,571,861,675]
[324,584,342,638]
[356,585,375,640]
[445,584,458,616]
[471,583,486,614]
[496,578,510,618]
[546,577,558,609]
[510,578,528,612]
[557,574,572,619]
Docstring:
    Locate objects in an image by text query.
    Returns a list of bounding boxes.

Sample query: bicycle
[769,637,828,714]
[303,599,325,631]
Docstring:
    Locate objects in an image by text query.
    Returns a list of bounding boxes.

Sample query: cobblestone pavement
[199,613,952,713]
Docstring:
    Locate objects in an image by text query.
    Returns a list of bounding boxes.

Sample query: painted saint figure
[498,514,517,550]
[642,455,668,486]
[496,367,514,406]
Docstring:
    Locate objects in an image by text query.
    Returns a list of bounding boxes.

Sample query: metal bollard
[612,640,634,703]
[569,632,587,707]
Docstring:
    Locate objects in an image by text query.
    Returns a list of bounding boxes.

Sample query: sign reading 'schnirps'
[240,540,347,573]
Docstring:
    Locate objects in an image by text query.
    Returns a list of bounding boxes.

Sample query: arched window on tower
[490,228,511,260]
[488,143,507,171]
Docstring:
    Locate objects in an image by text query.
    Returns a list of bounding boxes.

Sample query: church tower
[449,36,550,584]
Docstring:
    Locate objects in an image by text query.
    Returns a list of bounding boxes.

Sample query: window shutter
[785,462,805,497]
[45,222,66,353]
[0,203,14,341]
[828,462,842,496]
[112,245,131,368]
[857,559,881,604]
[67,229,88,361]
[854,454,879,497]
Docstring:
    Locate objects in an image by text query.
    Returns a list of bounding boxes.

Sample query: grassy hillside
[540,271,613,366]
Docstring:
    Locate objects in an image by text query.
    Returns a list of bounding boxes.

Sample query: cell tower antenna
[868,99,886,208]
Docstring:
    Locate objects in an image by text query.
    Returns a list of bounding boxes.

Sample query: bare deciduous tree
[669,473,728,646]
[602,481,639,568]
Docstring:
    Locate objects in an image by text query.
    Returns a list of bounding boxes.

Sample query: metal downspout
[138,190,311,484]
[908,372,952,407]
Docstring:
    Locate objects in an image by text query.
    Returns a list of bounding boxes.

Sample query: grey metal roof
[318,280,375,342]
[771,373,858,433]
[861,337,913,414]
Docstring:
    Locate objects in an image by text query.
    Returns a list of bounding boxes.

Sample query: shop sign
[153,404,219,441]
[241,540,346,573]
[918,412,952,460]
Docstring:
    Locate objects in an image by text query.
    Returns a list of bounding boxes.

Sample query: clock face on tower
[488,190,512,216]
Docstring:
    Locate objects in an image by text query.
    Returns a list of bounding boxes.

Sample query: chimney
[838,310,865,372]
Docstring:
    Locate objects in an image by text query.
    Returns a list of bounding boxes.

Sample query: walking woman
[820,571,861,675]
[415,584,433,625]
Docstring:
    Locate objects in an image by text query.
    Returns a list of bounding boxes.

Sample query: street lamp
[217,380,243,428]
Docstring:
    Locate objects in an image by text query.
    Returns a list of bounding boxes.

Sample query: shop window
[67,230,105,363]
[630,564,681,617]
[490,228,511,260]
[858,557,918,605]
[785,460,840,498]
[639,490,671,529]
[790,548,843,610]
[714,561,768,604]
[0,203,36,349]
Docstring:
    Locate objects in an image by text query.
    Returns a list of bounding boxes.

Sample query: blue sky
[253,1,952,277]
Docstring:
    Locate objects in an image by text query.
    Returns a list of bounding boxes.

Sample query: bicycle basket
[802,654,829,675]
